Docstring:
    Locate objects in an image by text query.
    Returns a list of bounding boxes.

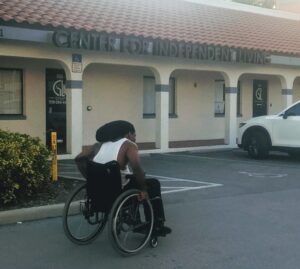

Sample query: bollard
[51,132,58,181]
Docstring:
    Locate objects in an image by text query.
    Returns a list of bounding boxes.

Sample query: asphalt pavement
[1,148,300,269]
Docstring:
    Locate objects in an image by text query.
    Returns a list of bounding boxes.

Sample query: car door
[272,102,300,147]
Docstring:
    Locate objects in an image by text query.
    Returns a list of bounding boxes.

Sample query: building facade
[1,0,300,157]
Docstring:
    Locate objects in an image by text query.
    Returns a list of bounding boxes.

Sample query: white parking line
[239,171,288,178]
[58,171,223,194]
[147,174,223,194]
[164,153,237,163]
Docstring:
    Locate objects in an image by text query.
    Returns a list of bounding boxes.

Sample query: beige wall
[1,53,300,150]
[82,66,229,145]
[0,57,62,143]
[170,70,225,141]
[82,64,155,145]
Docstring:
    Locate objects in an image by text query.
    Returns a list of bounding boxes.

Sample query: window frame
[142,76,177,118]
[0,68,25,120]
[214,80,242,117]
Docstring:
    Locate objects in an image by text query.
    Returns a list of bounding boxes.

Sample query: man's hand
[138,191,149,201]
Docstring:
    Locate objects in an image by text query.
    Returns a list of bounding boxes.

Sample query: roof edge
[184,0,300,21]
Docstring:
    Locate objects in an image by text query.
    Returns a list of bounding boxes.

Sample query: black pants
[123,178,166,224]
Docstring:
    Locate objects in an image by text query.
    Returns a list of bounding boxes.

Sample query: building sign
[53,30,270,64]
[0,25,52,43]
[72,54,82,73]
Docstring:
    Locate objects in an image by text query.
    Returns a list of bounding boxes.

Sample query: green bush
[0,129,51,205]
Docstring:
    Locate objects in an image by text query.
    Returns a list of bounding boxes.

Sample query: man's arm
[75,144,97,178]
[126,143,147,192]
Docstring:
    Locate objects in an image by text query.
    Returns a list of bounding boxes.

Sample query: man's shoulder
[124,139,138,149]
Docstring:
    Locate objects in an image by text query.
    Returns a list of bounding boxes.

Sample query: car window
[285,103,300,116]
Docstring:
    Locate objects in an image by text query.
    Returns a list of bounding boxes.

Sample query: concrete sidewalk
[0,160,81,225]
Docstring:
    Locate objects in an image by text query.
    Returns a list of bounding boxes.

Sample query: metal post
[51,132,58,181]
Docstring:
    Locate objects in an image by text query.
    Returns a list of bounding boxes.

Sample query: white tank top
[93,138,131,187]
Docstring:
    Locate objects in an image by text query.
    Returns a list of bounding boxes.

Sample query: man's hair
[95,120,135,142]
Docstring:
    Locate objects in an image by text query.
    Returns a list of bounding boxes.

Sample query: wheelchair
[62,160,159,255]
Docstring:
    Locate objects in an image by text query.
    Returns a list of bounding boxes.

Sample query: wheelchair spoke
[63,183,107,245]
[108,189,154,255]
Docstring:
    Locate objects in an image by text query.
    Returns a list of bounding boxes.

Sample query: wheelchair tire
[150,237,158,248]
[108,189,154,255]
[63,182,108,245]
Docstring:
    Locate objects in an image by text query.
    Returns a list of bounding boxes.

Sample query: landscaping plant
[0,129,51,205]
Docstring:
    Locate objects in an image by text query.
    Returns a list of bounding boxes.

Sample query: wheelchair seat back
[86,160,122,213]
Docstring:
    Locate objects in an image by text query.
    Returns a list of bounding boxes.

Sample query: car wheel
[247,132,269,159]
[288,152,300,160]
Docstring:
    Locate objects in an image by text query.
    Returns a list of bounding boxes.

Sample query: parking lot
[2,148,300,269]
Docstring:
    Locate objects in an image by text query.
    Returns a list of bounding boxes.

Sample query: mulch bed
[0,178,83,212]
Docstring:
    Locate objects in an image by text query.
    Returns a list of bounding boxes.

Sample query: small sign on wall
[72,54,82,73]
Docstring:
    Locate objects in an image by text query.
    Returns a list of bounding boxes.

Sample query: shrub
[0,129,51,205]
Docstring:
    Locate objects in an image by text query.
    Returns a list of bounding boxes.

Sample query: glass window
[214,80,225,115]
[143,76,176,117]
[143,76,156,115]
[169,77,176,115]
[285,103,300,116]
[0,69,23,115]
[237,81,241,115]
[214,80,241,116]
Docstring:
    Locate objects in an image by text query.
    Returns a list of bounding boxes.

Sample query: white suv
[237,100,300,159]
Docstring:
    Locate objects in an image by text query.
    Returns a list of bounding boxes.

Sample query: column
[224,87,237,146]
[65,75,83,156]
[281,88,293,108]
[280,75,295,108]
[155,84,169,150]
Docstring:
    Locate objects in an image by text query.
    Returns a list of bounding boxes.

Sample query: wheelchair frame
[62,181,159,255]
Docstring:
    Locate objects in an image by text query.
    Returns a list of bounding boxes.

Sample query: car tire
[247,132,269,159]
[288,152,300,160]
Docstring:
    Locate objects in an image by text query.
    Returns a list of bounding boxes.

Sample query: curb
[0,203,65,225]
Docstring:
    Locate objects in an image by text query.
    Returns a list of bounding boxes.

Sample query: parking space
[2,148,300,269]
[57,156,224,195]
[58,148,300,199]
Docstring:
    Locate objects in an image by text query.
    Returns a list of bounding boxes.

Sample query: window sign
[72,54,82,73]
[253,80,268,117]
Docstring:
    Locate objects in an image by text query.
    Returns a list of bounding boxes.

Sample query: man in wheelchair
[75,120,171,237]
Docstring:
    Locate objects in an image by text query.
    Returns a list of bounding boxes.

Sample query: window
[0,69,23,116]
[285,103,300,116]
[214,80,241,116]
[214,80,225,116]
[169,77,176,115]
[143,76,176,118]
[143,76,156,116]
[237,81,241,116]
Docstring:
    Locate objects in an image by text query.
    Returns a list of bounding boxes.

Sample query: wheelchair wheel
[108,189,154,255]
[63,182,108,245]
[150,237,158,248]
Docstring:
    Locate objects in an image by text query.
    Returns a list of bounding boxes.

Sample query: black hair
[95,120,135,142]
